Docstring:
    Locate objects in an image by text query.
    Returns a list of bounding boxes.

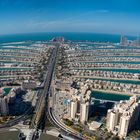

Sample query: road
[44,44,86,140]
[0,105,33,129]
[30,42,85,140]
[48,107,84,140]
[30,45,59,130]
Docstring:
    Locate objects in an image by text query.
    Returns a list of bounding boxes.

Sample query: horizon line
[0,31,139,38]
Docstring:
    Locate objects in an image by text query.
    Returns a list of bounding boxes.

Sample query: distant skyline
[0,0,140,35]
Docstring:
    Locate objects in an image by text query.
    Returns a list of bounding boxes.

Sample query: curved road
[45,44,86,140]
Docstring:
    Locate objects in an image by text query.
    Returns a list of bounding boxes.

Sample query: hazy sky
[0,0,140,35]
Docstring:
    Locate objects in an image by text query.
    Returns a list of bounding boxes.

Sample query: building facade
[70,86,91,124]
[0,97,9,116]
[120,35,128,46]
[106,95,140,138]
[80,101,89,124]
[70,100,77,119]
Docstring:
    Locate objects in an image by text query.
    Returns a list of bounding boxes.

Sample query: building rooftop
[114,95,140,116]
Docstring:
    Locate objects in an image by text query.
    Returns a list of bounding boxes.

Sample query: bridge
[91,97,118,104]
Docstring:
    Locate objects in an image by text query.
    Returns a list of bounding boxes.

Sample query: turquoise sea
[91,90,130,101]
[3,87,12,95]
[0,32,137,43]
[0,67,32,70]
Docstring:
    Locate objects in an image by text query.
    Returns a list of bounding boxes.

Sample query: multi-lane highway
[30,42,84,140]
[45,45,86,140]
[30,44,59,130]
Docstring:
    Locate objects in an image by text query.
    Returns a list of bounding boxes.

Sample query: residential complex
[70,85,91,124]
[107,95,140,138]
[21,80,37,90]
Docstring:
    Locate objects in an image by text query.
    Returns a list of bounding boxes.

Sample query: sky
[0,0,140,35]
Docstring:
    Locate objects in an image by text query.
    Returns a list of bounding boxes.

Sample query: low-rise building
[22,80,37,90]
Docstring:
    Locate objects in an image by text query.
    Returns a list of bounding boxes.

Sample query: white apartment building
[106,95,140,138]
[70,100,77,119]
[80,101,89,124]
[70,86,91,124]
